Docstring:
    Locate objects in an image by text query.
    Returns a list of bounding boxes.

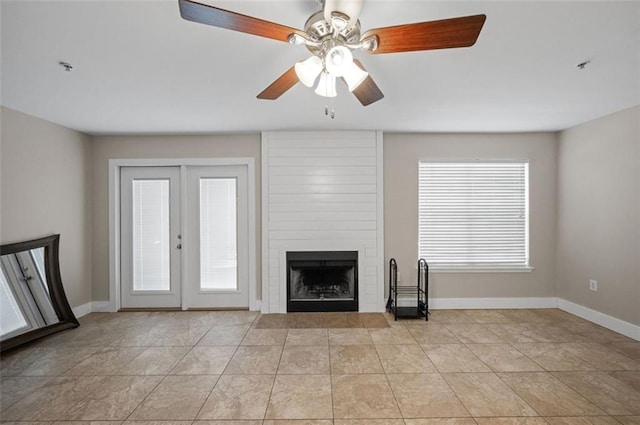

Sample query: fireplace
[286,251,358,312]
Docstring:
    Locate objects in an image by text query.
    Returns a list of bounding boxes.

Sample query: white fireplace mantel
[261,131,384,313]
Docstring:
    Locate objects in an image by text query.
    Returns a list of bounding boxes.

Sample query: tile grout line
[261,328,286,422]
[192,315,253,421]
[4,310,640,423]
[328,330,336,422]
[371,325,405,421]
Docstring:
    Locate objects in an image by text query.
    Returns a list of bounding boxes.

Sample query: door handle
[176,244,182,249]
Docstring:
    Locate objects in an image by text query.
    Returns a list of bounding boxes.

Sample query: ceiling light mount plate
[58,61,73,72]
[577,60,591,70]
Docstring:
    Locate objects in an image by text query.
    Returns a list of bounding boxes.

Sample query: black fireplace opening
[287,251,358,312]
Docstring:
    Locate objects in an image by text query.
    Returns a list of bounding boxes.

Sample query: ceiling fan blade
[179,0,303,43]
[257,66,299,100]
[362,14,486,54]
[349,60,384,106]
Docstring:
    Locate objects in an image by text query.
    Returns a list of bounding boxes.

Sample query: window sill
[430,267,534,274]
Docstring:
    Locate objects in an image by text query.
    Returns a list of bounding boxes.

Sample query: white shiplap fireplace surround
[261,131,384,313]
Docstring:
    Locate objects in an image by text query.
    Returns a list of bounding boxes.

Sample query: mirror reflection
[1,247,60,341]
[1,234,78,353]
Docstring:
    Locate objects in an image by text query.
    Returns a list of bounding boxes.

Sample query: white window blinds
[418,161,529,270]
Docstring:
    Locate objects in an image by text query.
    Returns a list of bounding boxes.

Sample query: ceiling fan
[179,0,486,107]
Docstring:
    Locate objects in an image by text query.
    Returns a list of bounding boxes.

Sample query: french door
[185,166,249,308]
[120,165,249,309]
[120,167,181,308]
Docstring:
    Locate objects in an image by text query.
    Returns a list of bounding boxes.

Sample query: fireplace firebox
[287,251,358,312]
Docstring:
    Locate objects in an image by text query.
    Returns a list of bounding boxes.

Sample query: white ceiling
[1,0,639,135]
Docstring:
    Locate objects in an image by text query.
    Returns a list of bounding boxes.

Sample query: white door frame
[109,158,257,312]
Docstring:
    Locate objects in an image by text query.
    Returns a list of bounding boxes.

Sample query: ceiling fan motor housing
[303,10,361,55]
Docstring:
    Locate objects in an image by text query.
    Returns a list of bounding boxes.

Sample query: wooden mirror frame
[0,234,79,353]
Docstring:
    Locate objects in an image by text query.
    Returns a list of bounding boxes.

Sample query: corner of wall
[1,107,94,309]
[553,130,562,301]
[555,105,640,327]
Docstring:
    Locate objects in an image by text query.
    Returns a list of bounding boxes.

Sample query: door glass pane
[30,248,48,294]
[0,267,29,338]
[200,178,237,290]
[132,179,171,291]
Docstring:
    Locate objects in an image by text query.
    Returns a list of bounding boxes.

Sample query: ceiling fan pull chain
[323,104,335,119]
[323,98,335,119]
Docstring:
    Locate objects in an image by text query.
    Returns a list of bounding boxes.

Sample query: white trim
[71,300,132,317]
[247,158,258,311]
[72,302,93,318]
[279,248,287,314]
[376,131,385,312]
[557,298,640,342]
[91,301,111,313]
[84,297,639,341]
[429,297,558,310]
[108,157,259,312]
[260,133,270,313]
[431,267,534,273]
[108,160,120,312]
[180,165,189,310]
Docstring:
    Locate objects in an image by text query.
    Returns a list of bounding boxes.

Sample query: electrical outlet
[589,279,598,291]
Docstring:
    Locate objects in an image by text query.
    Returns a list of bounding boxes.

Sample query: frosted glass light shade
[294,56,323,87]
[343,61,368,91]
[314,72,337,97]
[325,45,353,77]
[324,0,364,29]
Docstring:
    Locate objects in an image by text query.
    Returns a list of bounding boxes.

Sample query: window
[418,161,530,271]
[199,178,238,290]
[132,179,171,291]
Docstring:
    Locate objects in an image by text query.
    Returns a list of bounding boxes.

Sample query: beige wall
[0,107,92,308]
[384,132,558,299]
[90,134,261,302]
[6,105,637,327]
[557,106,640,326]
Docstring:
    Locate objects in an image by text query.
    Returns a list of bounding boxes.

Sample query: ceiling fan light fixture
[343,61,368,91]
[314,72,337,97]
[294,55,323,87]
[330,11,349,32]
[324,0,364,30]
[325,45,353,77]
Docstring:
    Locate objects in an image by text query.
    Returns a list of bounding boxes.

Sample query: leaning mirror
[1,234,79,353]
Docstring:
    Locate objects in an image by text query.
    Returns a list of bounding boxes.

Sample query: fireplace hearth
[287,251,358,312]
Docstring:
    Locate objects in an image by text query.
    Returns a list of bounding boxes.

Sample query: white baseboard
[71,302,92,318]
[252,299,262,312]
[75,297,639,342]
[557,298,640,341]
[71,301,112,318]
[91,301,111,313]
[427,297,558,310]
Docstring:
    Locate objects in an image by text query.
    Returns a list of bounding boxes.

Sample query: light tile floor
[1,309,640,425]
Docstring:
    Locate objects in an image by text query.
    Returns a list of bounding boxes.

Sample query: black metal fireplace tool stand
[386,258,429,321]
